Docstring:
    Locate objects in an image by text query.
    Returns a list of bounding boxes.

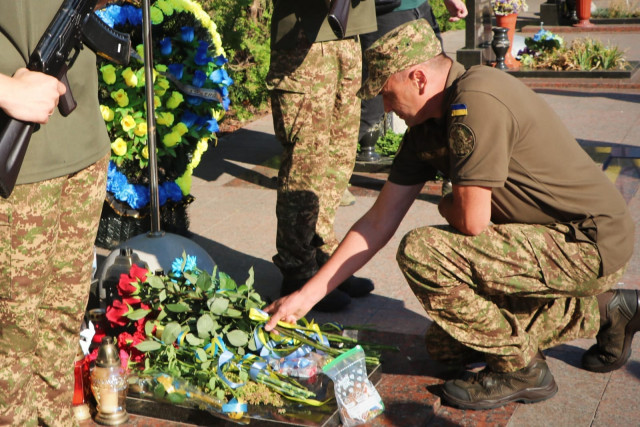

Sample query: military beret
[357,19,442,100]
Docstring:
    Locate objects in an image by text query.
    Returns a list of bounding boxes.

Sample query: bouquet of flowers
[96,0,232,213]
[94,253,390,420]
[518,28,564,66]
[491,0,528,16]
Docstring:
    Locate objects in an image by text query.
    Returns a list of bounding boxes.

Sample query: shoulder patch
[449,123,475,158]
[451,103,468,117]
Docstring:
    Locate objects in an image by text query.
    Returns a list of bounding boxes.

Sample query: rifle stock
[0,112,35,198]
[328,0,350,39]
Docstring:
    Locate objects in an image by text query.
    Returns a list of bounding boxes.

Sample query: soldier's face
[380,72,423,127]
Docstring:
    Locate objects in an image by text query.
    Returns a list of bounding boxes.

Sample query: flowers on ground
[96,0,233,211]
[100,253,390,418]
[491,0,528,16]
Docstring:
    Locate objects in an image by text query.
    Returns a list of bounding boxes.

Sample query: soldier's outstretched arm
[264,181,423,330]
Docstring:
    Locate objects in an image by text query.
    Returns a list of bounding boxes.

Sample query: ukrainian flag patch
[451,103,468,117]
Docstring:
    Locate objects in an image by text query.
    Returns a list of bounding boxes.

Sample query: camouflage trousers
[396,222,625,373]
[0,155,108,427]
[269,36,362,280]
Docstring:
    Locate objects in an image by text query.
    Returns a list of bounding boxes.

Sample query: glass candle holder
[90,336,129,425]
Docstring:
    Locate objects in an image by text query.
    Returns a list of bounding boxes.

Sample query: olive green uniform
[0,1,110,425]
[267,0,377,281]
[391,62,634,372]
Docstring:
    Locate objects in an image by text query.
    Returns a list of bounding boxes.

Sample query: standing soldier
[267,0,378,311]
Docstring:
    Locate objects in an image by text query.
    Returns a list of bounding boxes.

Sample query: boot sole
[442,378,559,410]
[586,290,640,373]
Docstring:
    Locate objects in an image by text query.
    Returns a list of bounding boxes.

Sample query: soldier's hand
[264,289,316,332]
[0,68,66,124]
[444,0,468,21]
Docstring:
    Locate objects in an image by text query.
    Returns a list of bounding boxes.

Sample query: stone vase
[495,13,520,69]
[491,27,510,70]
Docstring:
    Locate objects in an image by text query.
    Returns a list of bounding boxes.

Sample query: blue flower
[180,111,198,128]
[185,255,198,271]
[205,118,219,133]
[168,63,184,80]
[181,26,195,42]
[192,70,206,88]
[213,55,228,66]
[171,257,185,275]
[160,38,173,56]
[210,68,233,86]
[195,41,212,66]
[123,5,143,26]
[164,181,183,202]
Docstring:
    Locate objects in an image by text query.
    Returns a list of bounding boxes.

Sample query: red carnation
[106,299,132,327]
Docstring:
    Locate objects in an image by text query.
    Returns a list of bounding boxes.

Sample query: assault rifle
[0,0,132,198]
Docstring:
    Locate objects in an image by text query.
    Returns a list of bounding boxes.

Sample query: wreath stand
[97,0,214,280]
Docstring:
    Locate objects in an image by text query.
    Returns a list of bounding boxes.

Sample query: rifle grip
[58,68,77,117]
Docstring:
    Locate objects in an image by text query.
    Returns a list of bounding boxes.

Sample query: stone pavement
[93,12,640,427]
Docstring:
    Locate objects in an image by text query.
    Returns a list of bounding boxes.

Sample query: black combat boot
[582,289,640,372]
[281,277,351,312]
[442,355,558,410]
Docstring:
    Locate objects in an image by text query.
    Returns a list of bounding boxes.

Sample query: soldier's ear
[409,69,428,94]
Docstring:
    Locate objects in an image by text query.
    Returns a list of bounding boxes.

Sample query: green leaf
[145,321,154,336]
[186,333,204,346]
[197,314,215,337]
[244,267,254,288]
[225,308,242,318]
[162,322,182,345]
[147,275,166,289]
[195,348,208,362]
[165,302,190,313]
[135,340,162,352]
[226,329,249,347]
[126,308,151,320]
[195,271,213,292]
[184,272,198,284]
[154,383,166,398]
[209,297,229,315]
[159,289,167,302]
[219,273,237,291]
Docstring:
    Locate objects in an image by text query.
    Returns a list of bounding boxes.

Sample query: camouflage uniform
[0,155,108,426]
[268,1,376,281]
[359,20,634,373]
[0,3,111,424]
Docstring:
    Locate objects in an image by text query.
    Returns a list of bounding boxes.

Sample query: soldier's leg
[397,223,615,372]
[34,156,108,426]
[270,41,339,281]
[315,38,362,260]
[0,181,59,426]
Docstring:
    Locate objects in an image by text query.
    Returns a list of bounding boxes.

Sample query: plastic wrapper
[321,345,384,426]
[267,351,326,379]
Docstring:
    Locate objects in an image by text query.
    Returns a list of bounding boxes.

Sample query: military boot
[582,289,640,372]
[442,355,558,410]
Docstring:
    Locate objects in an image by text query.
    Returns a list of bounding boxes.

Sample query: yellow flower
[156,0,175,16]
[122,67,138,87]
[163,131,181,147]
[155,76,170,96]
[212,108,225,121]
[172,122,188,136]
[136,44,144,59]
[156,111,173,126]
[134,122,148,137]
[111,137,127,156]
[150,6,164,24]
[100,105,114,122]
[166,91,184,109]
[156,112,174,126]
[121,115,136,132]
[154,96,162,109]
[100,64,116,85]
[176,169,192,195]
[111,89,129,107]
[141,146,149,159]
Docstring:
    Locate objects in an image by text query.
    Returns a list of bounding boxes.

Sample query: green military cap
[357,19,442,100]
